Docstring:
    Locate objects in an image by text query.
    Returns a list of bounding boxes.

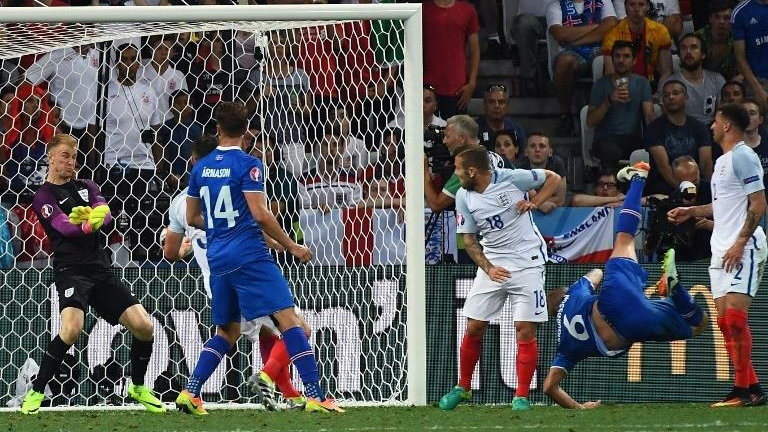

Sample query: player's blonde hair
[47,133,78,154]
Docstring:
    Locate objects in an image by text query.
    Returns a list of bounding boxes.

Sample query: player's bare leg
[512,321,538,411]
[272,307,344,412]
[21,307,84,415]
[120,304,166,413]
[439,319,488,410]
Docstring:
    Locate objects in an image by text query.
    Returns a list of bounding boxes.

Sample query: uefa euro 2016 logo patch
[250,166,262,182]
[41,204,53,219]
[456,214,464,226]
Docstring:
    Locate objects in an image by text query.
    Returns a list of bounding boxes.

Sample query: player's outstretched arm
[543,367,600,409]
[161,228,191,261]
[245,192,311,262]
[667,203,713,225]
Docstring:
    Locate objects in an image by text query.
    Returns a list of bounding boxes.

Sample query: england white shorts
[709,246,767,299]
[463,265,547,322]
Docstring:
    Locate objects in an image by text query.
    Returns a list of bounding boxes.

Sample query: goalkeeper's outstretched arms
[543,367,601,409]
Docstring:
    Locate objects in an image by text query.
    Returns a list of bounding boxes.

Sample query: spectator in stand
[192,33,235,134]
[1,84,57,201]
[720,80,745,105]
[249,30,312,176]
[588,40,655,169]
[138,36,188,123]
[742,99,768,194]
[0,87,14,160]
[571,169,625,206]
[494,129,520,168]
[24,45,99,177]
[170,32,199,76]
[423,0,480,117]
[603,0,673,90]
[360,127,405,199]
[299,126,362,211]
[298,23,339,139]
[470,0,508,58]
[663,33,726,125]
[389,83,446,131]
[161,90,203,191]
[614,0,683,42]
[513,0,549,96]
[233,30,258,80]
[103,43,163,259]
[515,131,568,213]
[645,79,713,195]
[695,0,738,81]
[547,0,618,136]
[336,19,381,112]
[475,84,526,152]
[733,0,768,109]
[334,106,369,171]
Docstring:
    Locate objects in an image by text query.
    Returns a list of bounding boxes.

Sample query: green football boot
[128,384,166,413]
[20,389,45,415]
[511,396,532,410]
[438,386,472,411]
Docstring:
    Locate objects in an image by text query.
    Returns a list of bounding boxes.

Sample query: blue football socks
[617,176,645,236]
[282,326,325,401]
[186,335,230,397]
[669,283,704,326]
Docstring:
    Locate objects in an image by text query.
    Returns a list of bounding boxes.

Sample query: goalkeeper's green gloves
[87,204,110,232]
[68,206,92,225]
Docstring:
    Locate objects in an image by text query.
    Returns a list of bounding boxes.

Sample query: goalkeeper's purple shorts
[209,260,295,326]
[597,258,692,343]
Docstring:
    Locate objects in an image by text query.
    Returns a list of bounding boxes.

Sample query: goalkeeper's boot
[175,390,208,416]
[712,387,750,408]
[128,384,166,413]
[511,396,532,411]
[305,397,345,413]
[656,248,679,297]
[287,395,307,410]
[20,389,45,415]
[254,371,281,411]
[438,386,472,411]
[617,161,650,182]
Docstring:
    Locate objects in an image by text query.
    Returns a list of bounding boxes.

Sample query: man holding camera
[668,103,767,407]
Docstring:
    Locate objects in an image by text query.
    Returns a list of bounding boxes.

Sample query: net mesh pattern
[0,15,409,407]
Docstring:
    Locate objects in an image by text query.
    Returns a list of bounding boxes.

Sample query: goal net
[0,4,425,409]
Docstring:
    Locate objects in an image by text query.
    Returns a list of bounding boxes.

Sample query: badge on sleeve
[250,166,262,182]
[41,204,53,219]
[456,214,465,227]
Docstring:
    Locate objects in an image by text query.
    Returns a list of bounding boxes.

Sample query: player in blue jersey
[174,102,343,414]
[542,162,710,409]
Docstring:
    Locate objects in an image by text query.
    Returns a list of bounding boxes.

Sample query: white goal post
[0,4,425,407]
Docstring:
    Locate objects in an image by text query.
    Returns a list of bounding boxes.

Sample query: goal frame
[0,4,427,407]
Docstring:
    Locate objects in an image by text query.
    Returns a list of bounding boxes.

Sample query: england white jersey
[711,142,767,255]
[167,188,211,297]
[455,168,548,269]
[137,61,187,121]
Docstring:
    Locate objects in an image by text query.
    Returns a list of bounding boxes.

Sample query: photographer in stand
[645,155,712,262]
[423,115,503,264]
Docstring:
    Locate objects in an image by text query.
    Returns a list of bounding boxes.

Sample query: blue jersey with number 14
[187,146,271,274]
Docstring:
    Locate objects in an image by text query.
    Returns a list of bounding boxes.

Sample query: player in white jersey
[161,136,307,410]
[669,103,766,407]
[438,146,562,411]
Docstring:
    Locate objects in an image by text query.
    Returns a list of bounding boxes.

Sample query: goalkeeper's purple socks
[186,335,230,397]
[283,326,325,401]
[617,176,646,236]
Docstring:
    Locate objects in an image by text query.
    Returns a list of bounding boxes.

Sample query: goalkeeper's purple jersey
[187,146,271,274]
[551,277,627,372]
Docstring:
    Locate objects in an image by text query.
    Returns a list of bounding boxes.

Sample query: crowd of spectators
[1,0,767,267]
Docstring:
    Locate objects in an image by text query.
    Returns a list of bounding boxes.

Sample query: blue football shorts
[597,257,692,343]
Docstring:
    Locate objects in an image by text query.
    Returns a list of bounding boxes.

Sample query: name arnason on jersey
[201,168,231,178]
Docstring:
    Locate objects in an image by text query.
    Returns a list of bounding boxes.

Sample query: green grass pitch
[0,404,766,432]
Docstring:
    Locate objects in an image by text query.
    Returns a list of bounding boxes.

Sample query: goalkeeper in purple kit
[22,134,165,415]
